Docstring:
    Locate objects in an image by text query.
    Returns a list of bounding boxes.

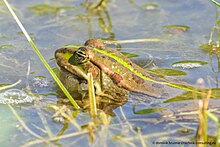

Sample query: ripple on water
[172,63,202,69]
[0,89,42,104]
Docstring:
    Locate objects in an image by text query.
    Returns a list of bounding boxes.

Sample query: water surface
[0,0,219,146]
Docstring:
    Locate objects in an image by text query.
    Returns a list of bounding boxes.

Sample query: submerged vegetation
[1,0,220,146]
[172,60,208,69]
[29,4,75,15]
[164,25,190,32]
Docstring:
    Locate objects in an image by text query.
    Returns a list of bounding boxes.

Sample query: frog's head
[55,47,90,80]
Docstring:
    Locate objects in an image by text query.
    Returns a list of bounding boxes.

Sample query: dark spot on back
[110,73,123,86]
[132,74,144,84]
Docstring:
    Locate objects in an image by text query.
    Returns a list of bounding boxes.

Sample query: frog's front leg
[93,81,114,101]
[89,64,119,101]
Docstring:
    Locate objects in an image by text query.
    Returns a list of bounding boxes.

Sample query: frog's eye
[69,47,89,65]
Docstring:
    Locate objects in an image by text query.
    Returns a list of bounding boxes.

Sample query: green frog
[55,39,179,102]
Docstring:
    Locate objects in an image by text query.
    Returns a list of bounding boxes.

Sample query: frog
[55,39,180,103]
[55,45,129,103]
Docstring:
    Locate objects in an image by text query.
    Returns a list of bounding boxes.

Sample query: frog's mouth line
[60,67,87,84]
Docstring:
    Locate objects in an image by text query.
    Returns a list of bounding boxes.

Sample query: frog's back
[85,39,184,98]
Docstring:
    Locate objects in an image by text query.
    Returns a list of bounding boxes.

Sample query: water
[0,0,219,146]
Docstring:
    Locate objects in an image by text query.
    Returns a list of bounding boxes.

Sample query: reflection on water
[80,0,114,39]
[200,7,220,88]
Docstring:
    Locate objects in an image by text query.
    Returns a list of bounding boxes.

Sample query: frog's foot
[93,81,112,100]
[96,91,127,103]
[95,91,115,101]
[93,81,127,102]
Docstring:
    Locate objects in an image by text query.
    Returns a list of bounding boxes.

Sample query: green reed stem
[88,73,97,118]
[3,0,79,109]
[210,0,220,7]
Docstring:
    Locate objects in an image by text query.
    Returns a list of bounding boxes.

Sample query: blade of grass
[206,111,218,123]
[197,90,211,145]
[3,0,79,109]
[0,80,21,91]
[210,0,220,7]
[36,108,53,138]
[206,111,220,146]
[88,73,97,118]
[112,38,161,44]
[136,126,147,147]
[8,104,52,145]
[23,130,88,147]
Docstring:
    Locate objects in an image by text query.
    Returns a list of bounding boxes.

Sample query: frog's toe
[96,91,114,100]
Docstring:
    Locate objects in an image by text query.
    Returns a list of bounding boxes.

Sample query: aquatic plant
[2,0,79,109]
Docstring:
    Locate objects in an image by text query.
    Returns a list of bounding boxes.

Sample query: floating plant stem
[206,111,220,147]
[208,7,219,44]
[23,130,88,146]
[3,0,79,109]
[112,38,161,44]
[88,73,97,118]
[28,4,74,15]
[136,126,147,147]
[164,25,190,32]
[210,0,220,7]
[8,104,51,145]
[0,80,21,91]
[36,108,53,138]
[197,90,211,144]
